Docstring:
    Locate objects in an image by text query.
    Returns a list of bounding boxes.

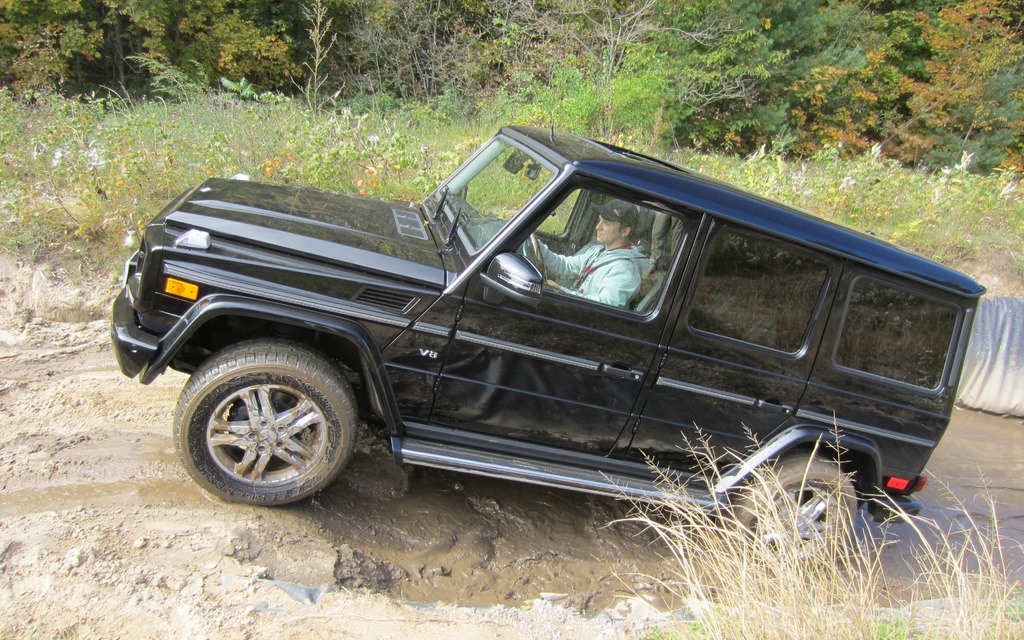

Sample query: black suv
[112,127,983,526]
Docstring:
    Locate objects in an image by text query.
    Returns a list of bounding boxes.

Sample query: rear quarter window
[835,278,959,389]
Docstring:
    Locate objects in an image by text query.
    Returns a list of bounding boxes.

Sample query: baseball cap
[598,199,638,229]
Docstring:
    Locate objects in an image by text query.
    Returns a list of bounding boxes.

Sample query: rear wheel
[734,453,857,542]
[173,339,356,505]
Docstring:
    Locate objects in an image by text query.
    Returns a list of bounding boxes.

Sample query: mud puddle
[312,406,1024,611]
[0,335,677,617]
[899,409,1024,578]
[305,442,672,613]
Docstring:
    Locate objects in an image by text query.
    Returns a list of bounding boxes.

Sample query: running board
[394,436,718,507]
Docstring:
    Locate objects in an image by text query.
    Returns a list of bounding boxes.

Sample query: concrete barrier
[958,297,1024,417]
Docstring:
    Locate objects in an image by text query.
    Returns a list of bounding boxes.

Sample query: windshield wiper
[432,185,450,221]
[445,206,464,247]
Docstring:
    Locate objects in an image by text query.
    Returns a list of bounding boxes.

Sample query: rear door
[799,266,968,477]
[629,221,840,467]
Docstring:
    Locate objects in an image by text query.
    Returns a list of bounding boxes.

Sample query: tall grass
[1,88,1022,289]
[675,145,1024,272]
[0,90,487,271]
[633,460,1023,639]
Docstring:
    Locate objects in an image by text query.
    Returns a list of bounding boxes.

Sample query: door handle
[599,363,643,381]
[755,398,793,414]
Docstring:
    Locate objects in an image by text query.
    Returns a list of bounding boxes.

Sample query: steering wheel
[527,233,545,274]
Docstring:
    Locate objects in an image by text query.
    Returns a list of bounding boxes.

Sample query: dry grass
[631,453,1023,639]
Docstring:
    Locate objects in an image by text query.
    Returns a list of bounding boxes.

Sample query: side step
[394,436,717,507]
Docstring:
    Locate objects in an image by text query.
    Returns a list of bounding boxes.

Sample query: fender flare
[139,293,404,432]
[711,425,882,496]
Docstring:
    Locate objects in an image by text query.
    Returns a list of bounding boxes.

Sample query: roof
[503,126,985,299]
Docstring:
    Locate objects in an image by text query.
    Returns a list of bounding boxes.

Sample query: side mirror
[479,253,543,307]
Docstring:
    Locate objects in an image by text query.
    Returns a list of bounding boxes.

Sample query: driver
[539,199,645,308]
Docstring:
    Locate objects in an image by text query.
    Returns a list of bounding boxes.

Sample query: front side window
[835,278,958,389]
[425,138,555,255]
[688,230,828,353]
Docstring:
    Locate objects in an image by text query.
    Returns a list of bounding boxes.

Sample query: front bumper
[110,286,159,379]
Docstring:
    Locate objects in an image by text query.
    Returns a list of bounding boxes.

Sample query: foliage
[131,55,209,103]
[1,91,1020,291]
[892,0,1024,172]
[219,76,277,103]
[654,0,782,151]
[345,0,486,100]
[1,0,1022,172]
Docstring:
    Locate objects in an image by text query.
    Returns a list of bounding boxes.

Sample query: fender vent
[353,288,418,313]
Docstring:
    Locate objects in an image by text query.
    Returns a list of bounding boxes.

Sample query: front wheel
[173,340,357,505]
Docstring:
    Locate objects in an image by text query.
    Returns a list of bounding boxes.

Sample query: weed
[0,92,1020,295]
[641,628,686,640]
[628,450,1023,640]
[298,0,339,115]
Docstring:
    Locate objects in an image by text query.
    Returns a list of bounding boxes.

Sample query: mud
[0,318,681,638]
[914,408,1024,572]
[1,314,1023,637]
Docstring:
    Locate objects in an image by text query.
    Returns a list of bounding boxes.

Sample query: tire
[173,339,357,505]
[734,453,857,542]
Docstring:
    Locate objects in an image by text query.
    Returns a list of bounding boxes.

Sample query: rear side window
[835,278,958,389]
[688,230,828,353]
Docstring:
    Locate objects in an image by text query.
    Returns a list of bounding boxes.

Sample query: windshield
[427,137,556,255]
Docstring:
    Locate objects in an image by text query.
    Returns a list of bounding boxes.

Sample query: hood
[160,178,446,286]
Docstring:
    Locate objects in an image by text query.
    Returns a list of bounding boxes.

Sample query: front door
[429,186,681,456]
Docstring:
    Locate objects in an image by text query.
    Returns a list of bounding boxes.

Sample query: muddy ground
[1,259,1023,639]
[0,317,687,639]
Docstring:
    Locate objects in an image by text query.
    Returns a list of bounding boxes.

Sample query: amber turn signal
[164,277,199,301]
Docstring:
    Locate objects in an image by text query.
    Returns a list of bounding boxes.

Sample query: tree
[787,8,910,156]
[656,0,782,150]
[0,0,104,92]
[345,0,487,99]
[890,0,1024,171]
[480,0,581,94]
[571,0,662,85]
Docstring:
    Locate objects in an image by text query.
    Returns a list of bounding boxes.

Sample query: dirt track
[2,260,1023,638]
[0,318,688,638]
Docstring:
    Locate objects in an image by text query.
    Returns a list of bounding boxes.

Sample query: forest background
[1,0,1023,292]
[5,0,1024,170]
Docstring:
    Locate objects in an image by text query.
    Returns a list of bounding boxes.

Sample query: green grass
[1,88,1022,294]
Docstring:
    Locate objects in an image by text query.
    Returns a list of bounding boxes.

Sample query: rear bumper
[869,493,923,521]
[110,286,159,379]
